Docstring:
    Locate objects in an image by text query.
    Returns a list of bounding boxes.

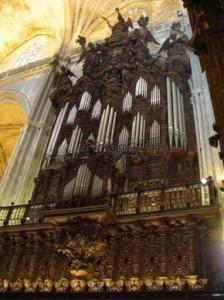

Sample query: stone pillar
[188,52,224,187]
[183,0,224,160]
[0,66,56,205]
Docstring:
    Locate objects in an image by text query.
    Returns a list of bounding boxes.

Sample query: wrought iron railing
[0,182,215,227]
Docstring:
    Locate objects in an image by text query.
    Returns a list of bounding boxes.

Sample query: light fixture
[201,178,207,185]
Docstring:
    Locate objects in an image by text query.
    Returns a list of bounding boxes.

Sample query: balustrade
[0,183,214,227]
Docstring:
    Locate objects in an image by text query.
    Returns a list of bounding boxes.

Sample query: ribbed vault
[0,0,182,71]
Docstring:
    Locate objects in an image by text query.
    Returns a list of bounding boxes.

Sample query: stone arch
[0,89,30,116]
[0,90,28,181]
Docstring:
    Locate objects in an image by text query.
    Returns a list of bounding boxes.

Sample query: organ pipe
[172,81,179,147]
[181,93,187,149]
[105,107,114,143]
[166,77,174,147]
[44,102,68,167]
[96,105,116,152]
[166,77,187,149]
[131,113,145,147]
[92,99,102,119]
[151,85,160,105]
[73,164,92,196]
[118,127,129,152]
[177,88,184,148]
[56,138,68,162]
[135,77,147,98]
[110,111,117,144]
[150,120,160,148]
[96,110,105,151]
[100,105,110,150]
[66,104,77,124]
[79,91,92,111]
[123,92,132,112]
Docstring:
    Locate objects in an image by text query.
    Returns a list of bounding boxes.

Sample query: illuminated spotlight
[201,178,207,185]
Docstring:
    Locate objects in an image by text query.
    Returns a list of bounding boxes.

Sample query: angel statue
[137,15,160,45]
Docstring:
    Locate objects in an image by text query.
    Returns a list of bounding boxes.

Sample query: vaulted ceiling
[0,0,183,71]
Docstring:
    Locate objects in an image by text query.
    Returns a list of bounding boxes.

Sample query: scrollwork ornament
[87,278,104,292]
[54,278,70,292]
[125,277,143,292]
[70,279,86,292]
[10,279,23,292]
[0,279,9,292]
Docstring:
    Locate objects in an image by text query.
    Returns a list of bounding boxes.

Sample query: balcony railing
[0,182,215,227]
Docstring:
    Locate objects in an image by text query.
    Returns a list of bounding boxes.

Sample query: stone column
[183,0,224,160]
[0,66,56,205]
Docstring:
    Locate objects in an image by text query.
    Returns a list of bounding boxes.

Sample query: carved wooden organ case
[32,17,199,203]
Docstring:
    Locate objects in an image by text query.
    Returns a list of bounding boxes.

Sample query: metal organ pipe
[79,91,92,111]
[118,127,129,151]
[92,99,102,119]
[177,88,184,149]
[123,92,132,112]
[131,116,136,147]
[96,109,105,151]
[140,115,143,146]
[143,119,146,146]
[135,77,147,97]
[166,77,173,147]
[73,128,82,158]
[44,102,69,167]
[134,113,139,147]
[68,125,83,159]
[171,81,179,147]
[144,79,147,98]
[105,107,114,143]
[56,138,68,162]
[73,164,92,196]
[66,104,77,124]
[110,111,117,144]
[167,77,187,150]
[96,105,117,151]
[68,126,78,153]
[81,165,88,195]
[131,113,145,147]
[180,93,187,149]
[100,105,110,150]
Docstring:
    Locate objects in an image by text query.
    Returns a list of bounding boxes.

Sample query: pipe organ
[17,12,217,296]
[150,85,160,105]
[131,113,146,147]
[73,164,92,196]
[96,105,117,152]
[79,91,92,111]
[122,92,132,112]
[166,77,187,149]
[135,77,147,97]
[91,99,102,119]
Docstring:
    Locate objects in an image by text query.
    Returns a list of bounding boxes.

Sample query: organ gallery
[0,4,224,300]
